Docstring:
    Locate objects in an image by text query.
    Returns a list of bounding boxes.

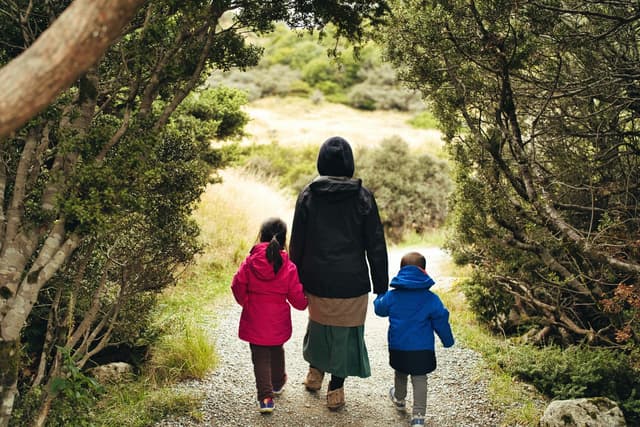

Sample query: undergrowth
[441,284,640,425]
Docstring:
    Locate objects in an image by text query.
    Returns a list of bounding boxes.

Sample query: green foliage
[210,23,424,111]
[175,87,249,141]
[8,386,42,427]
[382,0,640,347]
[501,345,640,425]
[48,347,105,426]
[407,110,439,130]
[356,137,452,242]
[460,272,514,332]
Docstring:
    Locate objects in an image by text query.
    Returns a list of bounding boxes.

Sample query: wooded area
[383,0,640,346]
[1,0,639,425]
[0,1,388,425]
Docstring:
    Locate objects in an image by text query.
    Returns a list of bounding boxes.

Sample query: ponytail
[266,235,283,274]
[259,217,287,274]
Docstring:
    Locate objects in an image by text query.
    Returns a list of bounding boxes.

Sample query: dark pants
[250,343,286,401]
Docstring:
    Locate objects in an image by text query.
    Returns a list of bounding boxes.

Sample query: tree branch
[0,0,145,137]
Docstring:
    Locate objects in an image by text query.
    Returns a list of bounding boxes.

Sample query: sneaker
[258,397,275,413]
[411,416,425,426]
[389,387,406,411]
[273,374,287,396]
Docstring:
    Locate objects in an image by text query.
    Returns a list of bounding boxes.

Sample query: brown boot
[326,387,345,410]
[304,367,324,391]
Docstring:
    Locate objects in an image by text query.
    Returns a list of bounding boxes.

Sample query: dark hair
[259,217,287,274]
[400,251,426,269]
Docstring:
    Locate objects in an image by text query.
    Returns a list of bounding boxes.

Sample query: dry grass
[242,96,444,157]
[195,168,295,268]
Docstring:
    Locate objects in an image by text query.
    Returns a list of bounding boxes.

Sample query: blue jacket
[374,265,454,351]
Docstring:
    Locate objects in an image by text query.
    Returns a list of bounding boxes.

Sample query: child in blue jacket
[374,251,454,427]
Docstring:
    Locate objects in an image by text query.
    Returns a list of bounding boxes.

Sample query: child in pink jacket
[231,217,308,413]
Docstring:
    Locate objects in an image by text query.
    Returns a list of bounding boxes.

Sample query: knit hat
[316,136,355,177]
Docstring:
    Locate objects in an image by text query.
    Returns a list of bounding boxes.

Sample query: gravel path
[157,248,505,427]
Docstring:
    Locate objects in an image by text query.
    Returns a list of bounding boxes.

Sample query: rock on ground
[539,397,626,427]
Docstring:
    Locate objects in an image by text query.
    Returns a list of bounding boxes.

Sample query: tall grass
[95,380,203,427]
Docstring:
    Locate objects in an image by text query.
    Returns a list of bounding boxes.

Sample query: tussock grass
[148,315,218,383]
[95,381,203,427]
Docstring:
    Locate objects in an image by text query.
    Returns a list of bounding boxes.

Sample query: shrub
[460,272,514,333]
[356,137,452,242]
[408,110,440,129]
[500,345,640,425]
[240,143,317,194]
[346,64,424,111]
[207,65,304,100]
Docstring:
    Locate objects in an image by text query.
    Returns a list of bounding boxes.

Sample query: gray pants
[394,370,427,416]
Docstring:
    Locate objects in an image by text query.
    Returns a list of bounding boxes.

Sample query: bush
[240,143,317,194]
[207,65,304,100]
[500,345,640,425]
[356,137,452,242]
[460,272,514,333]
[347,64,424,111]
[408,110,440,129]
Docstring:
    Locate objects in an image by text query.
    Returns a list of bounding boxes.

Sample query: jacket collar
[309,176,361,194]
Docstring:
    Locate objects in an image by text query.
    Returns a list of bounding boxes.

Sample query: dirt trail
[157,169,504,427]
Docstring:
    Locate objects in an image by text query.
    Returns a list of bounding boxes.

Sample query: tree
[382,1,640,344]
[0,1,390,425]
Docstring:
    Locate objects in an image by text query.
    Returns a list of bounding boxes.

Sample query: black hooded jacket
[289,137,389,298]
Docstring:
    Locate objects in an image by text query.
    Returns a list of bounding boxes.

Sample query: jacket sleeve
[363,193,389,295]
[289,190,308,267]
[286,261,308,311]
[373,292,390,317]
[431,296,455,348]
[231,260,249,307]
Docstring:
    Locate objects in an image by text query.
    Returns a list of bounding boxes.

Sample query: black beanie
[316,136,355,177]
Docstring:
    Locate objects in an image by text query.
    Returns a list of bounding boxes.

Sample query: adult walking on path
[289,136,389,410]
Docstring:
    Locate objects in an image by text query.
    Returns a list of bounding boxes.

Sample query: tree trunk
[0,0,145,137]
[0,341,19,427]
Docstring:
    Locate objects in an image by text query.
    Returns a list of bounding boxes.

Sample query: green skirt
[302,319,371,378]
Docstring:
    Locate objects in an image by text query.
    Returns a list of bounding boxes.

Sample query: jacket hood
[390,265,435,290]
[247,242,287,281]
[317,136,355,177]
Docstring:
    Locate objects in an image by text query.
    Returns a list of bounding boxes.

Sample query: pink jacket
[231,242,308,346]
